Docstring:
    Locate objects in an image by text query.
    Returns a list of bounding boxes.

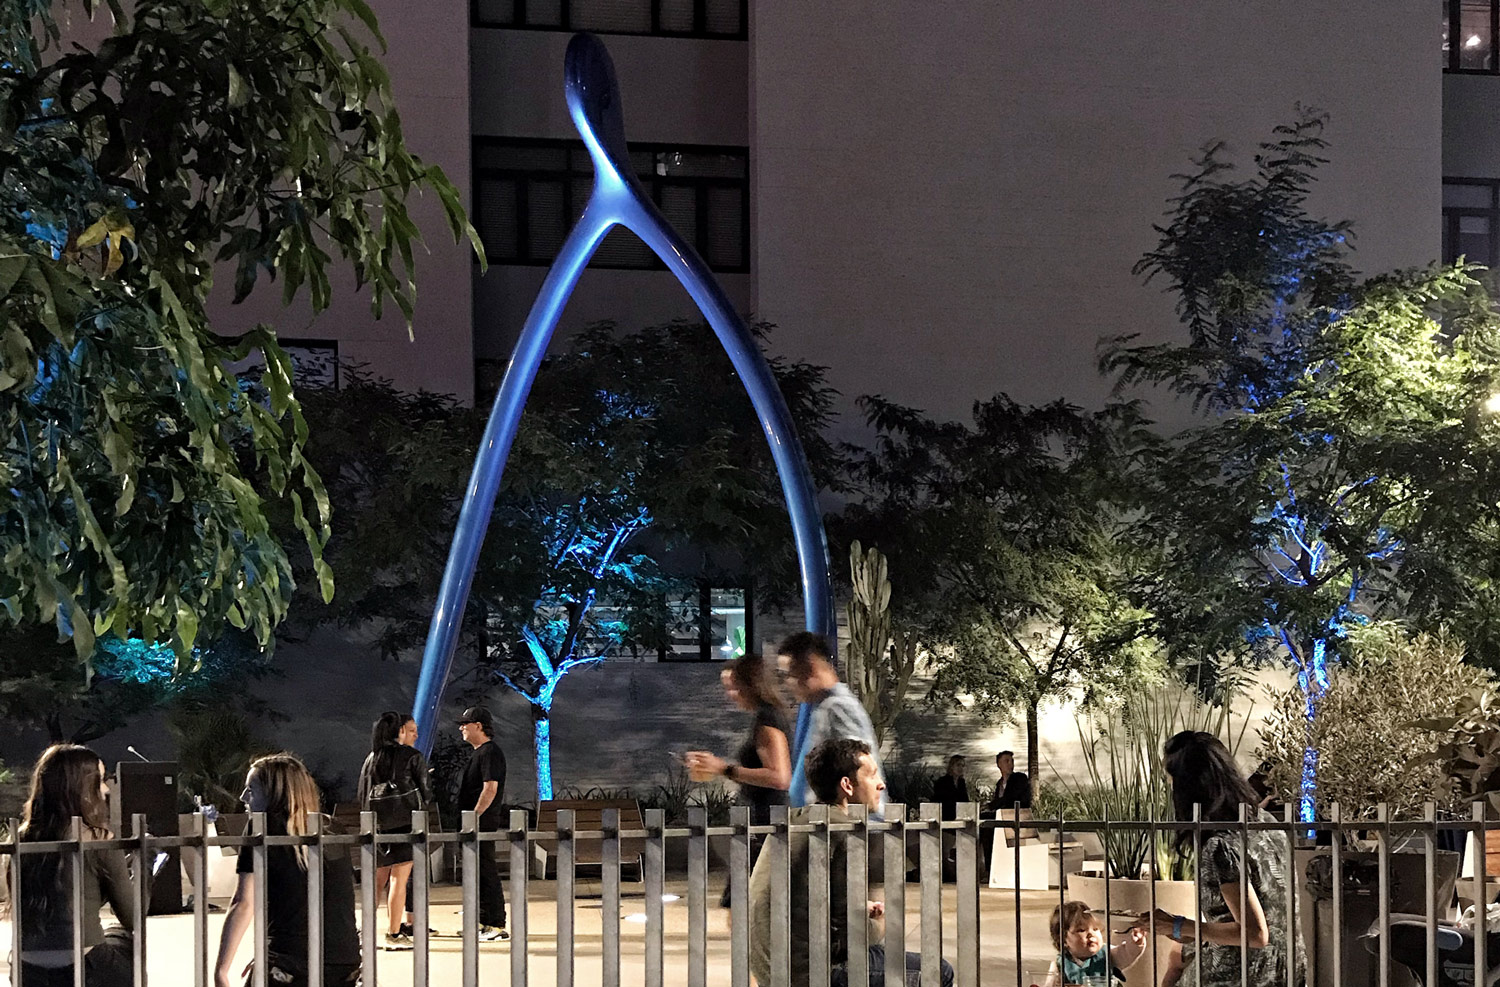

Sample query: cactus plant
[846,541,920,744]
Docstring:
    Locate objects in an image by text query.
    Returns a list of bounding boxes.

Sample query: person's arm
[687,726,792,791]
[411,750,435,805]
[1036,957,1062,987]
[1139,881,1270,948]
[356,755,371,808]
[1111,924,1149,970]
[474,781,499,817]
[97,849,141,931]
[215,873,256,987]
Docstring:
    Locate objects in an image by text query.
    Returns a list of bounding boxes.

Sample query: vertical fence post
[358,811,376,987]
[883,804,906,987]
[644,807,666,987]
[70,815,83,987]
[687,806,707,987]
[1426,801,1438,987]
[845,804,869,987]
[1191,803,1201,987]
[461,809,479,987]
[251,810,268,987]
[306,812,324,987]
[1012,807,1022,984]
[132,812,149,987]
[768,804,791,987]
[1330,802,1342,987]
[1146,808,1156,987]
[509,809,530,987]
[8,816,22,987]
[1376,802,1389,987]
[728,805,751,987]
[192,812,209,987]
[919,803,941,987]
[807,804,831,987]
[1289,801,1302,987]
[1238,803,1249,987]
[954,803,978,987]
[601,807,621,987]
[557,807,575,987]
[411,810,429,987]
[1475,801,1488,987]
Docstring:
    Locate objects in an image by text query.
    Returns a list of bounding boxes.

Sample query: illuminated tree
[0,0,477,690]
[1104,114,1500,817]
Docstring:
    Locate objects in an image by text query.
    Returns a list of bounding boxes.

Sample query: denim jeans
[830,945,956,987]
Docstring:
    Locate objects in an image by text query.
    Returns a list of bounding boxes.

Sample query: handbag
[365,749,424,831]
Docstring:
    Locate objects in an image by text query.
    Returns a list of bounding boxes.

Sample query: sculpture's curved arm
[411,33,835,754]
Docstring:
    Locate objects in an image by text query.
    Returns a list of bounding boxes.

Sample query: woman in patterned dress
[1135,731,1306,987]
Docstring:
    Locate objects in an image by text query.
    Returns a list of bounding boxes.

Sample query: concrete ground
[0,877,1132,987]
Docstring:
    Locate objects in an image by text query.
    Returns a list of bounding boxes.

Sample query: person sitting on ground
[6,744,140,987]
[748,737,954,987]
[777,631,884,810]
[215,753,360,987]
[1038,900,1147,987]
[931,754,969,822]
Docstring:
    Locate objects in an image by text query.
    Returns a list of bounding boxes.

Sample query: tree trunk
[1026,697,1040,786]
[532,703,553,801]
[46,711,64,744]
[1297,634,1330,823]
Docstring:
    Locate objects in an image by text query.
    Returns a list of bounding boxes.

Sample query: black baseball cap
[458,706,494,730]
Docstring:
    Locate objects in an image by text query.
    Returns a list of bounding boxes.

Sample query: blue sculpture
[412,33,836,757]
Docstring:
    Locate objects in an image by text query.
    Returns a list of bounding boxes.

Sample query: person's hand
[1128,925,1148,946]
[684,752,728,777]
[867,900,885,920]
[1135,908,1178,938]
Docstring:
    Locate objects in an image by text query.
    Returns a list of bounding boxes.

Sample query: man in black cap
[458,706,509,940]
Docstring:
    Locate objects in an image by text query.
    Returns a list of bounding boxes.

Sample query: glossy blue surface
[412,33,835,754]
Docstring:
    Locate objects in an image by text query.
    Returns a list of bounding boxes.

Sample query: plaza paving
[0,877,1146,987]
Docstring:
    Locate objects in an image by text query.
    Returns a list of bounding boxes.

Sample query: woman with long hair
[356,710,433,948]
[1134,731,1305,987]
[214,753,360,987]
[684,653,792,907]
[6,744,137,987]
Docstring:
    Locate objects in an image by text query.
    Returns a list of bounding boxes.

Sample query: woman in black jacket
[356,710,433,949]
[7,744,139,987]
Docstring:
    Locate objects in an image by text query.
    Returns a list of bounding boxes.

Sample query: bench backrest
[534,798,646,864]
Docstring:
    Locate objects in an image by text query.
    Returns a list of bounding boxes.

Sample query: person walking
[357,710,433,949]
[458,705,510,941]
[6,745,138,987]
[683,653,792,907]
[776,631,883,810]
[215,753,360,987]
[1134,731,1304,987]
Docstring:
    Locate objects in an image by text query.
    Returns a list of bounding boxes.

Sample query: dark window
[472,0,746,39]
[1443,178,1500,268]
[657,583,752,662]
[473,137,750,272]
[1444,0,1500,72]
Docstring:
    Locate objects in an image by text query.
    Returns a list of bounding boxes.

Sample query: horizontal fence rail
[0,802,1493,987]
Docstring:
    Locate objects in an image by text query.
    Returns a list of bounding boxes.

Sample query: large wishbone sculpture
[411,32,836,754]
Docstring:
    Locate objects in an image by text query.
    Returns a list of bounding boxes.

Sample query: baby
[1038,900,1146,987]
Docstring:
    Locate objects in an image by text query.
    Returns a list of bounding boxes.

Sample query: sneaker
[383,932,414,951]
[398,923,437,938]
[477,925,510,942]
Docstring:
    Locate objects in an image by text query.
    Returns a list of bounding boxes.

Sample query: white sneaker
[477,924,510,941]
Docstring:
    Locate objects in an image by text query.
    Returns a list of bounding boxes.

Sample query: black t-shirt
[735,704,790,823]
[236,815,360,966]
[459,739,507,829]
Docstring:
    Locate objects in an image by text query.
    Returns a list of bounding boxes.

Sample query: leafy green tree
[0,0,477,704]
[842,395,1157,774]
[1103,115,1500,815]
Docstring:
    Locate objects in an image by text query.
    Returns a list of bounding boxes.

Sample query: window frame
[1445,0,1500,74]
[470,0,748,41]
[656,580,754,663]
[472,135,751,273]
[1443,177,1500,269]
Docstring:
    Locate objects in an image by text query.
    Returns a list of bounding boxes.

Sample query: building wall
[206,0,477,403]
[750,2,1440,427]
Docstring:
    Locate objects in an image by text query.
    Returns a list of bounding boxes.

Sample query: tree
[842,394,1157,774]
[0,0,477,708]
[1104,114,1500,816]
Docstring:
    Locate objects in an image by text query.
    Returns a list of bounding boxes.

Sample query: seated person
[1039,901,1148,987]
[749,737,954,987]
[8,745,140,987]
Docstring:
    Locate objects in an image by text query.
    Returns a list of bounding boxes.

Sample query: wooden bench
[532,798,645,881]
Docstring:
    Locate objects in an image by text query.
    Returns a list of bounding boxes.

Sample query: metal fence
[2,801,1493,987]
